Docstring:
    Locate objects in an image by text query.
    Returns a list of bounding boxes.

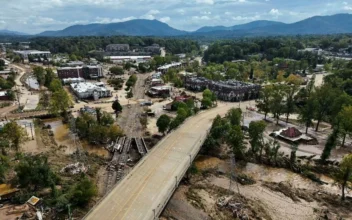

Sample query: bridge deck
[85,104,236,220]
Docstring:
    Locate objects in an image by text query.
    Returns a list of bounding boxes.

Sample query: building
[106,44,130,52]
[106,56,152,64]
[62,77,85,85]
[144,44,161,54]
[184,77,261,102]
[57,65,103,79]
[157,62,182,73]
[151,78,163,86]
[14,50,51,60]
[271,127,316,144]
[297,48,324,56]
[0,91,10,100]
[147,86,171,98]
[66,61,85,67]
[70,82,111,100]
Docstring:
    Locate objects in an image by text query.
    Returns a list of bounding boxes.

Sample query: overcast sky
[1,0,352,34]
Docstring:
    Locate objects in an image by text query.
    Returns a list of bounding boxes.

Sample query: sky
[1,0,352,34]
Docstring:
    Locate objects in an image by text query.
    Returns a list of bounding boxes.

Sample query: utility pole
[67,204,72,220]
[30,122,34,140]
[229,153,240,195]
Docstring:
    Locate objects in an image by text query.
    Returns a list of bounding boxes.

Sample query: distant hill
[37,13,352,38]
[0,29,28,36]
[38,19,187,37]
[195,20,284,33]
[193,14,352,37]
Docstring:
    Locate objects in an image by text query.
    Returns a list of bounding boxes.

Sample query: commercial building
[157,62,182,73]
[144,44,161,54]
[184,77,261,102]
[13,50,51,60]
[106,44,130,52]
[106,56,152,64]
[57,65,103,79]
[70,82,111,100]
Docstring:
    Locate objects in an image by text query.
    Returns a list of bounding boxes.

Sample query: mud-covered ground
[161,156,352,220]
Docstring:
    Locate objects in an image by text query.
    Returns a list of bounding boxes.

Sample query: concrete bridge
[84,103,238,220]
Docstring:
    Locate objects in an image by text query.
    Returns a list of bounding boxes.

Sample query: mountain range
[2,13,352,38]
[0,29,28,36]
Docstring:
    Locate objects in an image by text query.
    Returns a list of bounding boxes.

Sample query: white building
[14,50,51,60]
[70,82,111,100]
[106,56,152,64]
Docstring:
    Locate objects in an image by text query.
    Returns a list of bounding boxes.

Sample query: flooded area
[43,119,110,158]
[25,76,40,90]
[240,162,351,197]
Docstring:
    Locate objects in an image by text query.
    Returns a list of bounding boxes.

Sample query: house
[147,86,171,98]
[0,91,10,100]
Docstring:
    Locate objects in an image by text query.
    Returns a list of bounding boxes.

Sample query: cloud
[95,16,136,23]
[232,15,260,21]
[159,17,171,22]
[269,8,282,16]
[195,0,214,5]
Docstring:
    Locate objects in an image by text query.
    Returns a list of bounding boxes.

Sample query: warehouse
[70,82,111,100]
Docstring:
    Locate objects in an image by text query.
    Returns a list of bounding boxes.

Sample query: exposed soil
[162,156,352,220]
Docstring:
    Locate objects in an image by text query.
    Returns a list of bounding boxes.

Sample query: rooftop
[71,82,107,93]
[14,50,51,55]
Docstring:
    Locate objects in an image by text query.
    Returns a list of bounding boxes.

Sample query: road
[104,73,149,193]
[84,102,240,220]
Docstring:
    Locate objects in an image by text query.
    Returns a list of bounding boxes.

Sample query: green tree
[226,108,242,126]
[256,86,272,120]
[313,85,340,131]
[226,125,245,159]
[112,100,123,113]
[338,106,352,147]
[284,85,299,123]
[248,121,266,156]
[70,176,97,207]
[1,121,28,151]
[15,155,57,190]
[33,66,45,86]
[321,129,339,162]
[44,68,56,88]
[0,154,10,183]
[333,154,352,201]
[156,114,171,135]
[298,98,316,134]
[270,85,285,125]
[49,79,63,93]
[109,66,124,75]
[49,89,71,116]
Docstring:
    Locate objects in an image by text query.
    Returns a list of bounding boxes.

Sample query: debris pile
[217,197,249,219]
[60,162,88,175]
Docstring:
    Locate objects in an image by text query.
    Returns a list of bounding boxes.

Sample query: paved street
[84,102,240,220]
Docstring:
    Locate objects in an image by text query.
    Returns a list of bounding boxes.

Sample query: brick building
[57,65,103,79]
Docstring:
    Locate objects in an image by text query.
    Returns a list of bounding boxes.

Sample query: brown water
[43,119,110,158]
